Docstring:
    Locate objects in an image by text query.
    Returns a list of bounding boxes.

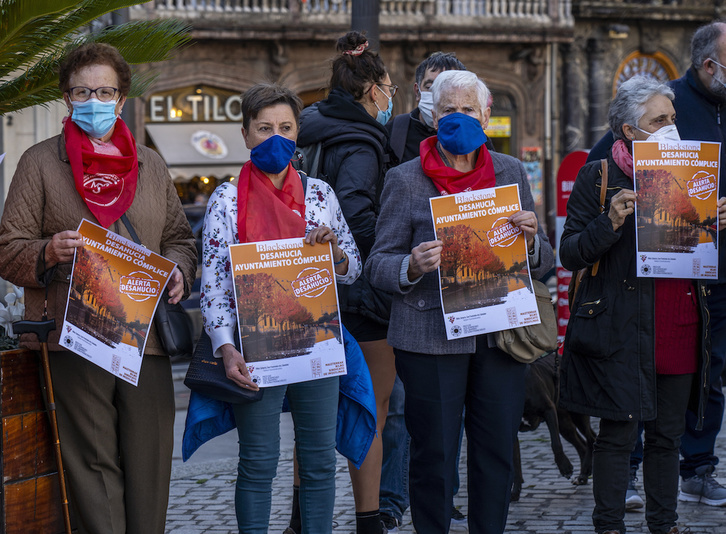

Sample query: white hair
[431,70,491,116]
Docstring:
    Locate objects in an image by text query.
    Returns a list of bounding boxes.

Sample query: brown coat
[0,133,197,354]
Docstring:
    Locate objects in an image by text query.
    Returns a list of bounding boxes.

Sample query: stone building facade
[2,1,725,234]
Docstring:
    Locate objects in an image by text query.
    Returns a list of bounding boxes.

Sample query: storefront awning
[146,123,249,180]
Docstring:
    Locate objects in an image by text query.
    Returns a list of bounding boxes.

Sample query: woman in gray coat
[365,70,553,534]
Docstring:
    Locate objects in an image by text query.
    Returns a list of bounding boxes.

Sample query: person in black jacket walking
[560,75,718,534]
[294,31,397,534]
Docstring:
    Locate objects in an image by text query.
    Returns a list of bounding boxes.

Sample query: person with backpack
[293,31,397,534]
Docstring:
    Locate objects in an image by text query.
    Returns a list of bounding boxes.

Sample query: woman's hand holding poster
[62,219,176,386]
[633,140,720,279]
[429,184,539,340]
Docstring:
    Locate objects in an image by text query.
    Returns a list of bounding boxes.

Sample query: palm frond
[0,0,150,79]
[0,7,191,115]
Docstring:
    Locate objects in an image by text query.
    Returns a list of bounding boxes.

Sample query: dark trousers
[394,340,526,534]
[593,373,693,534]
[48,350,175,534]
[681,283,726,478]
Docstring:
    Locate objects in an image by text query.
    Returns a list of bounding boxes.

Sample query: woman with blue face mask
[293,30,398,534]
[366,69,554,534]
[199,83,362,534]
[0,43,198,533]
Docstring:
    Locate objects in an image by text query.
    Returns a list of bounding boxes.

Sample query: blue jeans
[680,283,726,478]
[395,340,526,534]
[232,377,339,534]
[380,374,410,521]
[593,374,693,534]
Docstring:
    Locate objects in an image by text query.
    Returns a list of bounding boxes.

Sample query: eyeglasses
[376,83,398,98]
[67,86,119,102]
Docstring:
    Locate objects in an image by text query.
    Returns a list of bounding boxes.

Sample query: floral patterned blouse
[201,176,361,358]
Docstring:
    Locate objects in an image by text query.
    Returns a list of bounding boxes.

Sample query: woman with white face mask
[0,43,197,533]
[559,75,719,534]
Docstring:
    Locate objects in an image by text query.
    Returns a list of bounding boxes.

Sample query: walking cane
[13,316,73,534]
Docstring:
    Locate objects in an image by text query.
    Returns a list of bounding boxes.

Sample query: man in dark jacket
[380,52,469,533]
[585,21,726,508]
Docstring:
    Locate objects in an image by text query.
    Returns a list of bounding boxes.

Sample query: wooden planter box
[0,349,64,533]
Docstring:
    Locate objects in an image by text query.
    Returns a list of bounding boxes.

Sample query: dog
[511,351,596,501]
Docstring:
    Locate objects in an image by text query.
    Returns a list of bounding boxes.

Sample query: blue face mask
[375,90,393,126]
[436,112,488,155]
[71,99,119,138]
[250,134,297,174]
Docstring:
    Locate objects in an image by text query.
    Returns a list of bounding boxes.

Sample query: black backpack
[293,133,389,191]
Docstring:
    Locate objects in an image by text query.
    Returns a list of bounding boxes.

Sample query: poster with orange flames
[61,219,176,386]
[228,238,346,387]
[430,184,540,340]
[633,140,720,279]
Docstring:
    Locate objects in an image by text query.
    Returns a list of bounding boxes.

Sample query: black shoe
[380,513,399,533]
[450,506,467,531]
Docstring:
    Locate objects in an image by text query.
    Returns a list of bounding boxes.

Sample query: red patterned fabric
[236,161,306,243]
[65,118,138,228]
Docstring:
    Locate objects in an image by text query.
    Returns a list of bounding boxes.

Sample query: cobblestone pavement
[167,370,726,534]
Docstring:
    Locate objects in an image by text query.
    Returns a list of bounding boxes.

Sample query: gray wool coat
[365,152,554,355]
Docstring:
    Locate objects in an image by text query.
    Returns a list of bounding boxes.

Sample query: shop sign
[147,85,243,123]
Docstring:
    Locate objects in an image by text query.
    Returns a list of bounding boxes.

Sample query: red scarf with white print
[65,118,138,228]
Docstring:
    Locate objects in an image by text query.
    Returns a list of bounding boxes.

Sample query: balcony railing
[132,0,573,25]
[572,0,721,20]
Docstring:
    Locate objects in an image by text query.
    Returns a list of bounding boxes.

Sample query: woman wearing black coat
[294,31,397,534]
[560,76,719,534]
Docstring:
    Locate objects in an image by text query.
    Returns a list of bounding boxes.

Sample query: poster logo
[291,267,332,298]
[486,217,521,248]
[640,254,647,262]
[687,171,717,200]
[120,271,161,302]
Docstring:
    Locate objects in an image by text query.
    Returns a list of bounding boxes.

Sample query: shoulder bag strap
[120,213,141,245]
[590,159,608,277]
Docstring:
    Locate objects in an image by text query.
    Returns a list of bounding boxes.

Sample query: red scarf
[420,136,495,195]
[236,161,306,243]
[65,118,138,228]
[612,139,634,179]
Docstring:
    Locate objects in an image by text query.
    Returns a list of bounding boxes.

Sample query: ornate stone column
[587,36,609,148]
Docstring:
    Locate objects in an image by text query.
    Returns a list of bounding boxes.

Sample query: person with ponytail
[294,30,398,534]
[365,70,553,534]
[0,43,197,533]
[199,83,361,533]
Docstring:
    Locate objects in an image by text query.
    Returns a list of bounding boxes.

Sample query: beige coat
[0,133,197,354]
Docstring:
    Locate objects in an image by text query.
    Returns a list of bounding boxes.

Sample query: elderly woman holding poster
[559,75,722,534]
[365,70,553,534]
[200,82,361,534]
[0,43,197,533]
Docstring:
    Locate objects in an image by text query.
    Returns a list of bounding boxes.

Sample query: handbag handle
[590,159,608,277]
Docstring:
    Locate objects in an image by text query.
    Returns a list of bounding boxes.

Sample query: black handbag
[184,328,264,404]
[120,214,194,359]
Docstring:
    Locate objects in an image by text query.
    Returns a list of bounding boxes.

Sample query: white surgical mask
[418,91,434,128]
[634,124,680,142]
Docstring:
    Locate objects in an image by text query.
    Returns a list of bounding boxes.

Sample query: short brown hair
[58,43,132,96]
[330,31,387,100]
[241,83,303,131]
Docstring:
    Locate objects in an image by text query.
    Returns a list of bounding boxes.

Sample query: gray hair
[691,21,726,70]
[431,70,491,118]
[608,75,674,142]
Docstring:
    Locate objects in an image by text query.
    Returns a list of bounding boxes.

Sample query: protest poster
[430,183,540,340]
[633,140,720,279]
[228,238,346,387]
[62,219,176,386]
